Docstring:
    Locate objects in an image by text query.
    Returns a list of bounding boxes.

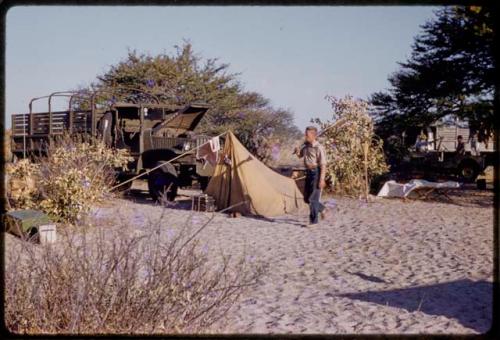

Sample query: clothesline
[109,131,228,191]
[110,129,310,191]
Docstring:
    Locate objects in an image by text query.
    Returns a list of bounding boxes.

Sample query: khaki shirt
[299,140,327,168]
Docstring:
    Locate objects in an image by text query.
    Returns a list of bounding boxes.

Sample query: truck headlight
[183,142,191,151]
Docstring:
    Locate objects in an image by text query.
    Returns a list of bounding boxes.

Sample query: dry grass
[5,208,266,334]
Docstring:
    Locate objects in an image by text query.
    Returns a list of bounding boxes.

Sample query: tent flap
[205,132,306,217]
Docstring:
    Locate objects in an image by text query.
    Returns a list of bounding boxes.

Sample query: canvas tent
[205,131,306,217]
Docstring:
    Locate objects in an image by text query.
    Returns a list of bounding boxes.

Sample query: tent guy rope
[110,120,338,192]
[109,131,228,191]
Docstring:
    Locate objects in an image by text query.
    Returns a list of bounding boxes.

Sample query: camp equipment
[4,209,56,244]
[191,194,216,212]
[377,179,460,200]
[38,224,57,244]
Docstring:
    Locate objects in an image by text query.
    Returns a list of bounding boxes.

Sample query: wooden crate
[191,194,215,212]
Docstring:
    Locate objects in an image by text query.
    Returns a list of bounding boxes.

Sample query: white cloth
[377,179,460,198]
[210,136,221,152]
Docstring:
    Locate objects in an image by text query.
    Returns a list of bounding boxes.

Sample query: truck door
[116,106,141,154]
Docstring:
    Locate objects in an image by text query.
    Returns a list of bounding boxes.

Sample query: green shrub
[6,135,133,223]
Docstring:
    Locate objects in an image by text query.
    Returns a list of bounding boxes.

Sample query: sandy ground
[81,182,495,335]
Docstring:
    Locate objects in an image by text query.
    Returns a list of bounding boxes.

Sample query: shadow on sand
[123,188,193,210]
[124,186,308,225]
[122,193,312,228]
[340,279,492,333]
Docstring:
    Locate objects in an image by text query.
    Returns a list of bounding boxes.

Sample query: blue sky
[5,6,439,129]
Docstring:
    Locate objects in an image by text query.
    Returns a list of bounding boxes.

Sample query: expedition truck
[398,119,496,183]
[10,90,216,201]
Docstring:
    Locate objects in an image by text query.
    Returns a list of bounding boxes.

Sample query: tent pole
[363,141,369,202]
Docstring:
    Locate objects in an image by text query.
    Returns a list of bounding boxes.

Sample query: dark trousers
[304,167,325,224]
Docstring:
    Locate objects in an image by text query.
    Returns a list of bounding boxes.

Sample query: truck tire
[112,174,133,194]
[148,170,178,202]
[457,161,480,183]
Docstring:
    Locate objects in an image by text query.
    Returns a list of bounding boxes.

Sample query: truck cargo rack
[11,87,161,158]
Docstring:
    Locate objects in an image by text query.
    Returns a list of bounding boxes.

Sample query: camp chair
[406,186,454,202]
[378,179,460,202]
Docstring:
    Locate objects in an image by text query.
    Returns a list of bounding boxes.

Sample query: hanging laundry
[210,136,221,153]
[196,137,220,167]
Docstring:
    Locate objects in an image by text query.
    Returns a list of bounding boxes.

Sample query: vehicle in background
[396,118,496,183]
[10,90,216,201]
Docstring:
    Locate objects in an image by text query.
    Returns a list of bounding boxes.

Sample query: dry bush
[5,210,266,334]
[5,159,39,208]
[313,95,389,196]
[6,134,133,223]
[4,128,12,163]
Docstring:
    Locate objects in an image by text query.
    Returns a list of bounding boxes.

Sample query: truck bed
[11,110,104,156]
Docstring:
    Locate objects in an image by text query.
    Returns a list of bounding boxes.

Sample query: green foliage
[88,42,300,161]
[313,95,389,196]
[371,6,495,143]
[6,135,133,223]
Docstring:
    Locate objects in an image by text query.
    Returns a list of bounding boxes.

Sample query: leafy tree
[85,42,301,160]
[371,6,495,145]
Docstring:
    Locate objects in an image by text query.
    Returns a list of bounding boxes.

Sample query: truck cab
[99,102,215,201]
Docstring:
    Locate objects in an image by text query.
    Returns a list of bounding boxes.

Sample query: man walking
[294,126,328,226]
